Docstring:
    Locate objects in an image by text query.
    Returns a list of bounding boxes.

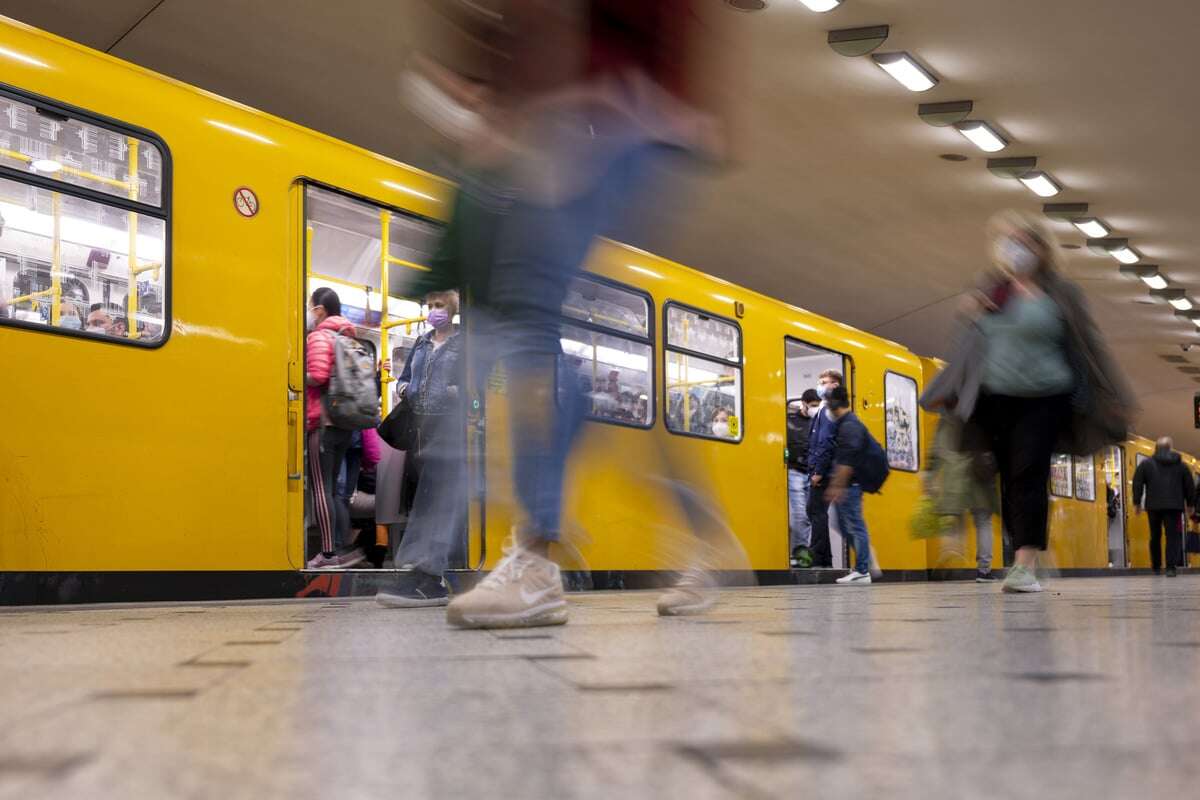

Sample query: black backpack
[838,414,890,494]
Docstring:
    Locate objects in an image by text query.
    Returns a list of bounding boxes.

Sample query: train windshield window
[0,94,165,208]
[560,276,654,428]
[664,303,742,441]
[1050,454,1073,498]
[1073,456,1096,501]
[1,174,167,342]
[884,372,919,472]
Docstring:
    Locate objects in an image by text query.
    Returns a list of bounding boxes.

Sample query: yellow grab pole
[306,226,313,276]
[50,192,61,326]
[380,210,392,413]
[126,138,139,339]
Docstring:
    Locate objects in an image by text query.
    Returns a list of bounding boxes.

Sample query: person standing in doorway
[787,389,822,568]
[823,386,876,585]
[806,370,844,569]
[1132,437,1194,577]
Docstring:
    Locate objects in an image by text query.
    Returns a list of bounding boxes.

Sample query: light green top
[978,293,1074,397]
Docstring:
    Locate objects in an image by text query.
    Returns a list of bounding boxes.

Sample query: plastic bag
[909,495,956,540]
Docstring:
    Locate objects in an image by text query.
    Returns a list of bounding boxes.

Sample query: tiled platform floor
[2,575,1200,799]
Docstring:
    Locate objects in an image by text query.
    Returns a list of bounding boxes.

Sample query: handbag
[377,394,416,451]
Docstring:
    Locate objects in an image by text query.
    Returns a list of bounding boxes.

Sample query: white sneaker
[446,548,568,629]
[836,570,872,585]
[657,568,717,616]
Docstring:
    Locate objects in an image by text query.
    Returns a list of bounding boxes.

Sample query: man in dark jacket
[806,370,843,568]
[824,386,877,585]
[787,389,822,567]
[1132,437,1195,577]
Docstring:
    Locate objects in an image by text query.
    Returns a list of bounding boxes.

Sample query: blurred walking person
[925,415,1000,582]
[1132,437,1194,577]
[921,210,1134,593]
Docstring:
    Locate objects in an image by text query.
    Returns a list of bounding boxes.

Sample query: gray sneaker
[1001,565,1043,593]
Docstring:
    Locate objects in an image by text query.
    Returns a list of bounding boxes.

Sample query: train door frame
[782,336,853,570]
[1104,444,1128,568]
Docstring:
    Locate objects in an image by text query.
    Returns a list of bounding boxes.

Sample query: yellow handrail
[9,288,54,306]
[380,210,392,411]
[385,255,432,272]
[126,137,139,340]
[0,147,131,191]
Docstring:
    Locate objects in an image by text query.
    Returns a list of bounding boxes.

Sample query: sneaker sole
[657,598,716,617]
[836,578,871,585]
[446,600,568,629]
[339,552,367,569]
[376,593,449,608]
[1001,582,1043,593]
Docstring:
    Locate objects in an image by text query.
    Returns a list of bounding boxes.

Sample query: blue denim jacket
[399,328,462,415]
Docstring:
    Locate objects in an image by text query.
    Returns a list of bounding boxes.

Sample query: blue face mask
[60,316,82,330]
[820,384,836,400]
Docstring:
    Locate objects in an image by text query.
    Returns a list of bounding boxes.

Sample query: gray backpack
[324,334,381,430]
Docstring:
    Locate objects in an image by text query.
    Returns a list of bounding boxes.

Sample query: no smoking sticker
[233,187,259,218]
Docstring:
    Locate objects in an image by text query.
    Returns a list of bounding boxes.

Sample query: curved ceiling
[6,0,1200,448]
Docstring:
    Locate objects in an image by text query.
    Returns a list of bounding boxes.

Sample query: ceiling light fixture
[1111,246,1139,264]
[872,52,938,92]
[30,159,63,173]
[1119,263,1165,288]
[987,156,1038,179]
[1074,218,1110,238]
[955,121,1007,152]
[799,0,842,11]
[1043,202,1089,221]
[1152,288,1189,308]
[1019,171,1061,197]
[827,25,889,57]
[918,100,973,127]
[1171,297,1194,311]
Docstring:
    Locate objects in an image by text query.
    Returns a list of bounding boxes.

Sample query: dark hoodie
[1132,449,1195,512]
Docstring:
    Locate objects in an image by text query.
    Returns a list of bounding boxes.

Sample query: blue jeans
[788,468,811,550]
[833,484,871,575]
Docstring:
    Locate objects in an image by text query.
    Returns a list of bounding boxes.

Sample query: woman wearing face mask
[922,209,1134,593]
[711,408,732,439]
[57,302,84,331]
[376,290,468,607]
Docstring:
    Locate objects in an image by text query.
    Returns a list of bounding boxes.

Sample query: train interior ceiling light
[872,53,938,92]
[955,121,1007,153]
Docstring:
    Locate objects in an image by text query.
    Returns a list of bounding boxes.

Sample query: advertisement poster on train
[884,372,918,471]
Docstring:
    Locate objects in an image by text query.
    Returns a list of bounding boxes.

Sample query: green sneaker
[1001,565,1043,594]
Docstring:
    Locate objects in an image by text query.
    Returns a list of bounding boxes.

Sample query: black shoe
[975,570,998,582]
[1167,567,1178,578]
[375,572,450,607]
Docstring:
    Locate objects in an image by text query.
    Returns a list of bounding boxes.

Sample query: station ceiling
[6,0,1200,449]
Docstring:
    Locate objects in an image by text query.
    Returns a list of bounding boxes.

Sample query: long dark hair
[311,286,341,316]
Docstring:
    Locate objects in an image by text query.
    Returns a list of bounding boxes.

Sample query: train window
[1073,455,1096,502]
[559,276,654,428]
[1050,453,1073,498]
[664,302,742,442]
[0,94,165,208]
[1,174,167,342]
[305,184,443,401]
[884,371,919,472]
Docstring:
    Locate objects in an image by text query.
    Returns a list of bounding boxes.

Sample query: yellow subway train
[0,17,1189,603]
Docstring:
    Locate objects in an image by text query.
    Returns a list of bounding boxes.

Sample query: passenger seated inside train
[57,301,84,330]
[85,305,112,335]
[711,408,733,439]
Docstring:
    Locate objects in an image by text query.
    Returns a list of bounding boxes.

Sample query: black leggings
[974,393,1070,551]
[1147,510,1184,571]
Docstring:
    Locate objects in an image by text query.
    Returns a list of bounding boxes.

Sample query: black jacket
[786,411,812,470]
[1132,451,1195,512]
[831,412,869,481]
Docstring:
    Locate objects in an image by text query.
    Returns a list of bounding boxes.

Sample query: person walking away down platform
[1132,437,1194,577]
[403,1,737,628]
[806,370,844,569]
[925,415,1000,582]
[822,386,886,585]
[920,209,1134,594]
[787,390,822,568]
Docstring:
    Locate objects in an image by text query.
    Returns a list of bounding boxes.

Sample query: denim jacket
[398,328,462,415]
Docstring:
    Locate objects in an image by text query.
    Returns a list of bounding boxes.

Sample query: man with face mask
[787,389,822,568]
[806,370,844,569]
[1132,437,1195,577]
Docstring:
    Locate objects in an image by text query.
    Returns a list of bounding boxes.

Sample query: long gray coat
[920,272,1136,457]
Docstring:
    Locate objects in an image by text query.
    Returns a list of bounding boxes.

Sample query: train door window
[303,184,443,570]
[1073,455,1096,502]
[0,90,169,344]
[664,303,742,441]
[884,371,919,472]
[1050,454,1073,498]
[561,276,654,427]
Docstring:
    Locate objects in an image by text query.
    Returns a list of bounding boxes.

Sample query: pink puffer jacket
[305,315,357,431]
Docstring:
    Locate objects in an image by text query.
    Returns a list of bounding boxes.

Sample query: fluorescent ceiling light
[30,159,63,173]
[1110,246,1139,264]
[207,120,276,145]
[872,53,938,92]
[1192,318,1200,328]
[1019,171,1061,197]
[956,121,1007,153]
[1170,297,1193,311]
[798,0,842,10]
[1074,218,1109,238]
[1142,274,1167,290]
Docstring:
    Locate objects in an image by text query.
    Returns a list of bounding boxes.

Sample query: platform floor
[2,575,1199,799]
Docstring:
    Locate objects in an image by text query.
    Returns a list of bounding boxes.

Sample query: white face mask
[86,324,106,333]
[306,309,318,330]
[997,236,1039,276]
[712,422,730,438]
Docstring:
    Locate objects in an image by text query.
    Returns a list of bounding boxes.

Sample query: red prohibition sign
[233,186,259,218]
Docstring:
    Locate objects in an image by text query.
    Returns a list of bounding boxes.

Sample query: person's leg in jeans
[834,485,871,578]
[972,508,994,575]
[788,468,812,562]
[1147,511,1164,573]
[806,476,832,567]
